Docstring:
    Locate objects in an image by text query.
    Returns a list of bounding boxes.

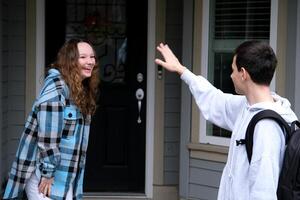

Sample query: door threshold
[83,193,149,200]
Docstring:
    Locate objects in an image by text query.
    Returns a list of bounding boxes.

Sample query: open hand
[38,177,54,197]
[155,43,186,75]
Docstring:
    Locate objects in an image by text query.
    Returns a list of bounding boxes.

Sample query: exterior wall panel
[0,0,3,187]
[1,0,26,183]
[189,183,218,200]
[188,158,224,200]
[295,0,300,115]
[1,0,9,182]
[164,0,183,186]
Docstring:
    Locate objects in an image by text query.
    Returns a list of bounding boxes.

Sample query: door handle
[135,88,144,123]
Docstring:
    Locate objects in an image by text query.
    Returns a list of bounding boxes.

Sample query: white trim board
[269,0,278,91]
[145,0,155,198]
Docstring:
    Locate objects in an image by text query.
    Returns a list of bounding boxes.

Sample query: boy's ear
[240,67,249,81]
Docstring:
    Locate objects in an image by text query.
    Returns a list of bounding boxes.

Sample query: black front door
[84,0,147,193]
[45,0,147,193]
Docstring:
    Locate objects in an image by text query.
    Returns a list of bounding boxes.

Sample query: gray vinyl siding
[296,0,300,116]
[164,0,183,185]
[1,0,26,184]
[286,0,300,115]
[1,0,9,183]
[0,0,3,188]
[188,159,224,200]
[179,0,193,197]
[286,0,297,111]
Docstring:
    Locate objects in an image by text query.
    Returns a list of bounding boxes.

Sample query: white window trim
[199,0,278,146]
[270,0,278,90]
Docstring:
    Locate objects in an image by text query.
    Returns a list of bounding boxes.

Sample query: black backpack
[242,109,300,200]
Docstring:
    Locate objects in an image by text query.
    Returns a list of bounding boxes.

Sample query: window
[200,0,275,146]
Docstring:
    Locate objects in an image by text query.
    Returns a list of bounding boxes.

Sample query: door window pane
[65,0,127,84]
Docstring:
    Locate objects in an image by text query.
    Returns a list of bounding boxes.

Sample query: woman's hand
[38,177,54,197]
[155,43,186,75]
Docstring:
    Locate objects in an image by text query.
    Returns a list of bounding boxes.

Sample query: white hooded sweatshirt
[181,69,298,200]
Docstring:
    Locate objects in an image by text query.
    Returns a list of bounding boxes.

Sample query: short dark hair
[234,40,277,85]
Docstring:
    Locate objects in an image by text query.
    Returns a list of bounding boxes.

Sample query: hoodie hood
[247,92,298,123]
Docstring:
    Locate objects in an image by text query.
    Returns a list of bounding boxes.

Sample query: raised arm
[155,43,245,130]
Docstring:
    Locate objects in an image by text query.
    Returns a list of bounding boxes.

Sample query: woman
[3,39,99,200]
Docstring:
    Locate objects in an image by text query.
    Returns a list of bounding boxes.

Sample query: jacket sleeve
[36,100,65,178]
[180,69,245,131]
[248,119,285,199]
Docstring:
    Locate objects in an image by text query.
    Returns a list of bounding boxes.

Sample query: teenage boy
[155,41,298,199]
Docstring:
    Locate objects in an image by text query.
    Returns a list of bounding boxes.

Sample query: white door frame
[35,0,155,198]
[145,0,156,198]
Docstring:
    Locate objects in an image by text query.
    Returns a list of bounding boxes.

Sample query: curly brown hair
[51,38,100,116]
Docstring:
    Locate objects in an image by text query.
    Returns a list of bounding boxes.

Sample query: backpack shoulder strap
[245,109,290,163]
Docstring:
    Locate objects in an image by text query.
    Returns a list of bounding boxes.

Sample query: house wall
[296,0,300,116]
[164,0,183,185]
[1,0,9,184]
[1,0,26,185]
[0,0,3,190]
[285,0,300,115]
[188,159,223,199]
[180,0,225,199]
[286,0,297,107]
[294,0,300,116]
[179,0,193,198]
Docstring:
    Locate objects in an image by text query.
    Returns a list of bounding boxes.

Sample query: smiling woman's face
[77,42,96,79]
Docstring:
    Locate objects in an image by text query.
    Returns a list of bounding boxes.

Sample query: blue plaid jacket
[3,69,91,199]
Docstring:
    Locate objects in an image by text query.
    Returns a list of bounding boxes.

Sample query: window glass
[206,0,271,138]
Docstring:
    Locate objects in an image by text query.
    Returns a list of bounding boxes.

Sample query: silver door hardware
[157,65,163,79]
[137,73,144,83]
[135,88,144,123]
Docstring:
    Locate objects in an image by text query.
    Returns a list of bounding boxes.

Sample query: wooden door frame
[27,0,156,198]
